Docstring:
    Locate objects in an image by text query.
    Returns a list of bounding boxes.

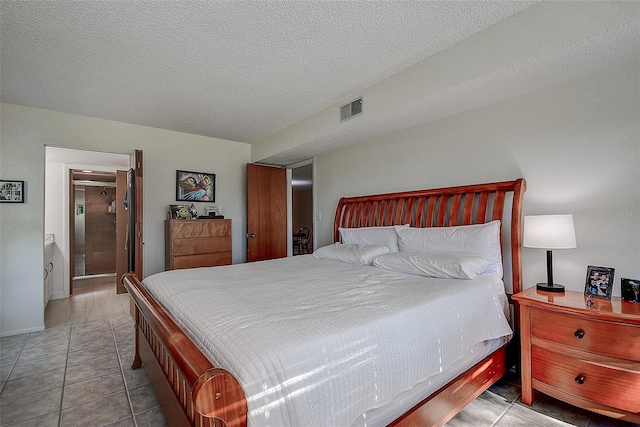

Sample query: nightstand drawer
[532,346,640,413]
[530,308,640,361]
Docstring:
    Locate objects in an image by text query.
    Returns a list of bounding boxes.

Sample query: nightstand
[513,287,640,423]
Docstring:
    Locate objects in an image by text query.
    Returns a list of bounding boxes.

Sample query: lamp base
[536,283,565,293]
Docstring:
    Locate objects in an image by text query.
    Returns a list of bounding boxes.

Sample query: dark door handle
[575,375,585,385]
[574,329,585,339]
[248,233,256,238]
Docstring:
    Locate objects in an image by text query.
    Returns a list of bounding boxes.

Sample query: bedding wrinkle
[142,256,512,426]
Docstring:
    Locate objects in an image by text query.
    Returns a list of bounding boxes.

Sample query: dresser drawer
[171,220,231,238]
[172,252,232,269]
[171,237,232,256]
[530,308,640,361]
[532,346,640,413]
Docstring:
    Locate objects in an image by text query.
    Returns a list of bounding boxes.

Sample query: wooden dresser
[513,287,640,423]
[165,219,232,270]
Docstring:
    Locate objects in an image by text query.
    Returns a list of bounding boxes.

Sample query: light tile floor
[1,281,637,426]
[1,282,165,427]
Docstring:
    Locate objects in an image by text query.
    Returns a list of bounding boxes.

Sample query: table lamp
[523,214,577,293]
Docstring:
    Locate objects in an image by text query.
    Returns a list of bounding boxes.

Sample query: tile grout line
[490,402,512,427]
[111,317,138,427]
[1,327,72,426]
[57,326,73,427]
[0,336,27,397]
[57,321,131,426]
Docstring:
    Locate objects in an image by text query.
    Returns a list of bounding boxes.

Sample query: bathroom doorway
[71,171,117,286]
[45,147,131,299]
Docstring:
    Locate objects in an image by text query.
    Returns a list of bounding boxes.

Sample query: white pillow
[339,225,408,253]
[372,252,490,279]
[313,243,390,265]
[395,220,503,277]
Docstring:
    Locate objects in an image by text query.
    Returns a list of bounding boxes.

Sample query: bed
[123,178,526,427]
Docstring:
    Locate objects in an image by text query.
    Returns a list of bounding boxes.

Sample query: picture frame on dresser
[584,265,614,300]
[621,278,640,303]
[176,170,215,202]
[170,204,190,219]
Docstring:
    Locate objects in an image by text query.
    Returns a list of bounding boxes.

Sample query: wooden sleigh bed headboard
[124,177,526,427]
[334,178,527,295]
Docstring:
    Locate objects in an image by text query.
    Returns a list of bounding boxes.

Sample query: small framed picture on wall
[0,180,25,203]
[584,265,615,300]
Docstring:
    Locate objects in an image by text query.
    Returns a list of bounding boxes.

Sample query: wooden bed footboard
[123,273,248,427]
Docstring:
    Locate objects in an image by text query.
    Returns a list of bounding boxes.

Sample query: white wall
[314,61,640,296]
[1,104,251,336]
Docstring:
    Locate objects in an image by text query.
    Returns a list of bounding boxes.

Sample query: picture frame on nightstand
[584,265,614,300]
[621,278,640,303]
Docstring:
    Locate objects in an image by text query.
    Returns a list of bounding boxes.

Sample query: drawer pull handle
[575,375,585,385]
[574,329,585,339]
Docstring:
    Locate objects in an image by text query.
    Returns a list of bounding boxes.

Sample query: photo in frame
[170,204,191,219]
[584,265,615,300]
[176,170,215,202]
[621,278,640,303]
[0,180,25,203]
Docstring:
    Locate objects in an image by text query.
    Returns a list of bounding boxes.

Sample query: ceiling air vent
[340,97,363,122]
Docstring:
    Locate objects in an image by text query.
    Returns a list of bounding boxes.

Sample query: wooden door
[115,170,128,293]
[246,163,287,262]
[128,150,143,280]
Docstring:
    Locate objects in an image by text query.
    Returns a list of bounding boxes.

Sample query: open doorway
[291,162,313,255]
[45,147,130,300]
[70,170,118,289]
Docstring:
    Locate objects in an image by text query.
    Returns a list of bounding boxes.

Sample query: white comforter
[142,255,512,427]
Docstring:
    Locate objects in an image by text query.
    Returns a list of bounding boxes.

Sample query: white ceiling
[2,1,533,141]
[2,1,638,166]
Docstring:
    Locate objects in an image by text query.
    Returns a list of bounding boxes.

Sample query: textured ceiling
[2,1,638,167]
[263,16,640,165]
[1,1,533,145]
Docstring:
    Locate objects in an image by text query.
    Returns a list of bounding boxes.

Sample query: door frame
[129,150,144,281]
[115,169,128,293]
[68,171,117,291]
[287,159,315,257]
[43,147,139,298]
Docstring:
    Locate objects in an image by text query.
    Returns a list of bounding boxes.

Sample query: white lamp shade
[523,214,577,249]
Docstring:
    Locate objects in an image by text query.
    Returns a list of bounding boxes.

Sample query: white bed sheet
[142,255,513,427]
